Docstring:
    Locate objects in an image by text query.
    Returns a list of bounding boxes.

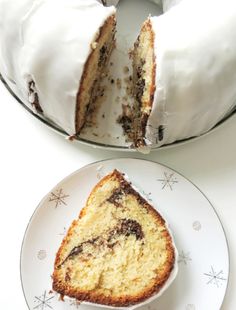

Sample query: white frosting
[149,0,181,12]
[1,0,235,146]
[104,0,120,7]
[0,0,116,135]
[145,0,236,146]
[97,0,119,7]
[148,0,162,8]
[162,0,182,11]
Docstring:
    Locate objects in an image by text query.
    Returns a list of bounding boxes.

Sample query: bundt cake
[52,170,178,307]
[1,0,236,148]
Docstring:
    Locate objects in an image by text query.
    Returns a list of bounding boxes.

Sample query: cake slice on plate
[52,169,177,307]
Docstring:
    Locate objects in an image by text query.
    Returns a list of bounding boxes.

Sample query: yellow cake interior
[76,16,156,147]
[132,19,156,146]
[76,15,116,132]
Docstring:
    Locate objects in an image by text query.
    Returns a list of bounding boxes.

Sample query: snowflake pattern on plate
[204,266,227,287]
[157,172,178,190]
[33,291,55,309]
[193,221,202,231]
[37,250,47,260]
[178,250,192,265]
[69,299,81,308]
[49,189,69,208]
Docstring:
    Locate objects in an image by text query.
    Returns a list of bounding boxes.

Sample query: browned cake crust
[52,170,175,307]
[133,19,156,147]
[76,15,116,133]
[137,19,156,112]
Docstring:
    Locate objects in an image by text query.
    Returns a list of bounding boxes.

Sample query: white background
[0,81,235,309]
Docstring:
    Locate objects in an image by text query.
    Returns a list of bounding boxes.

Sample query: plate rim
[20,157,230,310]
[2,75,236,152]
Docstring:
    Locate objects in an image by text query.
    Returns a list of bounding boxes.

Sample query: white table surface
[0,81,235,310]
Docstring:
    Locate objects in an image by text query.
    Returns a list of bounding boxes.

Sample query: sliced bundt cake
[52,169,177,307]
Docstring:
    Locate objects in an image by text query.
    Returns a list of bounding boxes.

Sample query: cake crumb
[137,145,151,154]
[123,66,129,74]
[91,42,98,50]
[116,78,122,89]
[66,135,76,142]
[128,48,134,59]
[117,104,133,137]
[59,294,65,301]
[124,77,129,84]
[115,96,120,103]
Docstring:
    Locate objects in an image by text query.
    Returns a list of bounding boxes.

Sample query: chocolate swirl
[59,219,144,268]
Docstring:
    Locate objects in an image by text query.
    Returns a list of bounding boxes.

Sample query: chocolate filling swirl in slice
[59,219,144,267]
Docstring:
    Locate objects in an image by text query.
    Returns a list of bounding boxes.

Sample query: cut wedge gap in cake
[132,19,156,147]
[53,169,178,308]
[76,15,117,133]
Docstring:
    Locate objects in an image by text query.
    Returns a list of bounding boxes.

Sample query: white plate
[1,0,235,152]
[21,158,229,310]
